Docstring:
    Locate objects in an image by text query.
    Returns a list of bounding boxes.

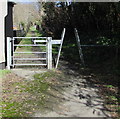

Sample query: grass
[25,71,58,94]
[2,102,24,117]
[18,33,33,51]
[15,33,33,56]
[0,70,11,78]
[14,25,47,65]
[2,70,65,117]
[15,28,36,55]
[29,26,47,52]
[29,26,36,32]
[29,26,42,37]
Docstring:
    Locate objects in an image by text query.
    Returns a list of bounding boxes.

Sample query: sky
[8,0,72,2]
[8,0,38,3]
[8,0,119,3]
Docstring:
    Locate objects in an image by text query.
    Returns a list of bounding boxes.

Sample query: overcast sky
[9,0,71,2]
[8,0,38,3]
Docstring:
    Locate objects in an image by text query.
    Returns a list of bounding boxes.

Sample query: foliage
[40,2,120,44]
[38,2,120,69]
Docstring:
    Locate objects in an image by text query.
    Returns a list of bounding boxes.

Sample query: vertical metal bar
[49,37,52,69]
[56,28,66,69]
[47,37,52,69]
[47,37,49,69]
[12,37,15,68]
[45,38,47,67]
[9,38,12,67]
[7,37,10,69]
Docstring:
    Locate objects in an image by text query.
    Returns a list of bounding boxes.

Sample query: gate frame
[7,28,66,70]
[7,37,52,69]
[7,37,12,69]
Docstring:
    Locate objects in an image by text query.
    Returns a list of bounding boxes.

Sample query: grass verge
[2,70,66,117]
[0,70,11,78]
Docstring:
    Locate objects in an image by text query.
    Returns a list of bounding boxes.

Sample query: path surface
[33,64,110,117]
[11,60,111,117]
[12,66,110,117]
[12,69,47,80]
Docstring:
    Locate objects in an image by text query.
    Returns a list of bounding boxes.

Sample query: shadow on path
[34,61,111,117]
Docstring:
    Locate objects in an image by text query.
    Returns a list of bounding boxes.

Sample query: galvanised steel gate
[7,37,52,69]
[7,28,66,70]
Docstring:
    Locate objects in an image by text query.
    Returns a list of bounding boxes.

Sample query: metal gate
[7,28,66,70]
[7,37,52,69]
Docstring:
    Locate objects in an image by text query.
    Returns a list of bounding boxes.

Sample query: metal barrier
[7,28,66,69]
[7,37,51,69]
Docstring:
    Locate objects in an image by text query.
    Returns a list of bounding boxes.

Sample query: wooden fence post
[74,28,85,66]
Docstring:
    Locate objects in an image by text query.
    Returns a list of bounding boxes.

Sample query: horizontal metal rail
[33,40,47,42]
[51,40,61,44]
[14,58,46,60]
[13,52,46,54]
[13,37,49,39]
[14,44,46,46]
[14,64,47,66]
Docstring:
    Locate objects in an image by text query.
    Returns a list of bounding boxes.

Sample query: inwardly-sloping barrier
[7,28,66,69]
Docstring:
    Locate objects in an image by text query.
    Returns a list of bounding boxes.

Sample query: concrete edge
[0,62,5,69]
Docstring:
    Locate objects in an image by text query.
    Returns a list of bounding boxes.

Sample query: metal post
[49,37,52,69]
[47,37,52,69]
[9,38,12,67]
[12,38,15,68]
[55,28,66,69]
[7,37,11,69]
